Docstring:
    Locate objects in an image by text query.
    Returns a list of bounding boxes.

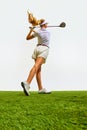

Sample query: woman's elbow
[26,37,28,40]
[26,36,30,40]
[26,35,34,40]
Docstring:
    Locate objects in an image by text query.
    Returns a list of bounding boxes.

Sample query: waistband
[37,44,49,48]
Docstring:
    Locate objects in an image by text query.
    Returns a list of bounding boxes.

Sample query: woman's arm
[26,28,36,40]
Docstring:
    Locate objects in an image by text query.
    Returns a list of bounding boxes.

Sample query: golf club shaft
[29,25,60,29]
[47,25,60,27]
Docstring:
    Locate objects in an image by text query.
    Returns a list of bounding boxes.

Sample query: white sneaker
[38,88,51,94]
[21,81,30,96]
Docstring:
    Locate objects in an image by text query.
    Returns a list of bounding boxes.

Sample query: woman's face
[44,23,48,28]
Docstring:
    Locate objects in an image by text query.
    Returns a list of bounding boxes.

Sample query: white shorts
[32,45,49,62]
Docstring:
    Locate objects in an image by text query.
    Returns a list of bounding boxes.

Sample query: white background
[0,0,87,91]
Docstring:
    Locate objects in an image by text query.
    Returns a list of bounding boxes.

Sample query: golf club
[29,22,66,29]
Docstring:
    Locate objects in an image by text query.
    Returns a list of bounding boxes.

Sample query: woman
[21,21,51,96]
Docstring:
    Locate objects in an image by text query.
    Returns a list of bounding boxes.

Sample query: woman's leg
[26,57,45,85]
[36,66,43,90]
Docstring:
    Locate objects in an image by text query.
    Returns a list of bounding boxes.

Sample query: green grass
[0,91,87,130]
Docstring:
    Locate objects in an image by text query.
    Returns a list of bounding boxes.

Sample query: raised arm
[26,28,36,40]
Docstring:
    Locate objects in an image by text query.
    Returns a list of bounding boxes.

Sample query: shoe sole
[21,82,29,96]
[38,91,51,94]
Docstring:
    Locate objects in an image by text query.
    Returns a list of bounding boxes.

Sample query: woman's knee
[34,57,44,72]
[34,64,41,73]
